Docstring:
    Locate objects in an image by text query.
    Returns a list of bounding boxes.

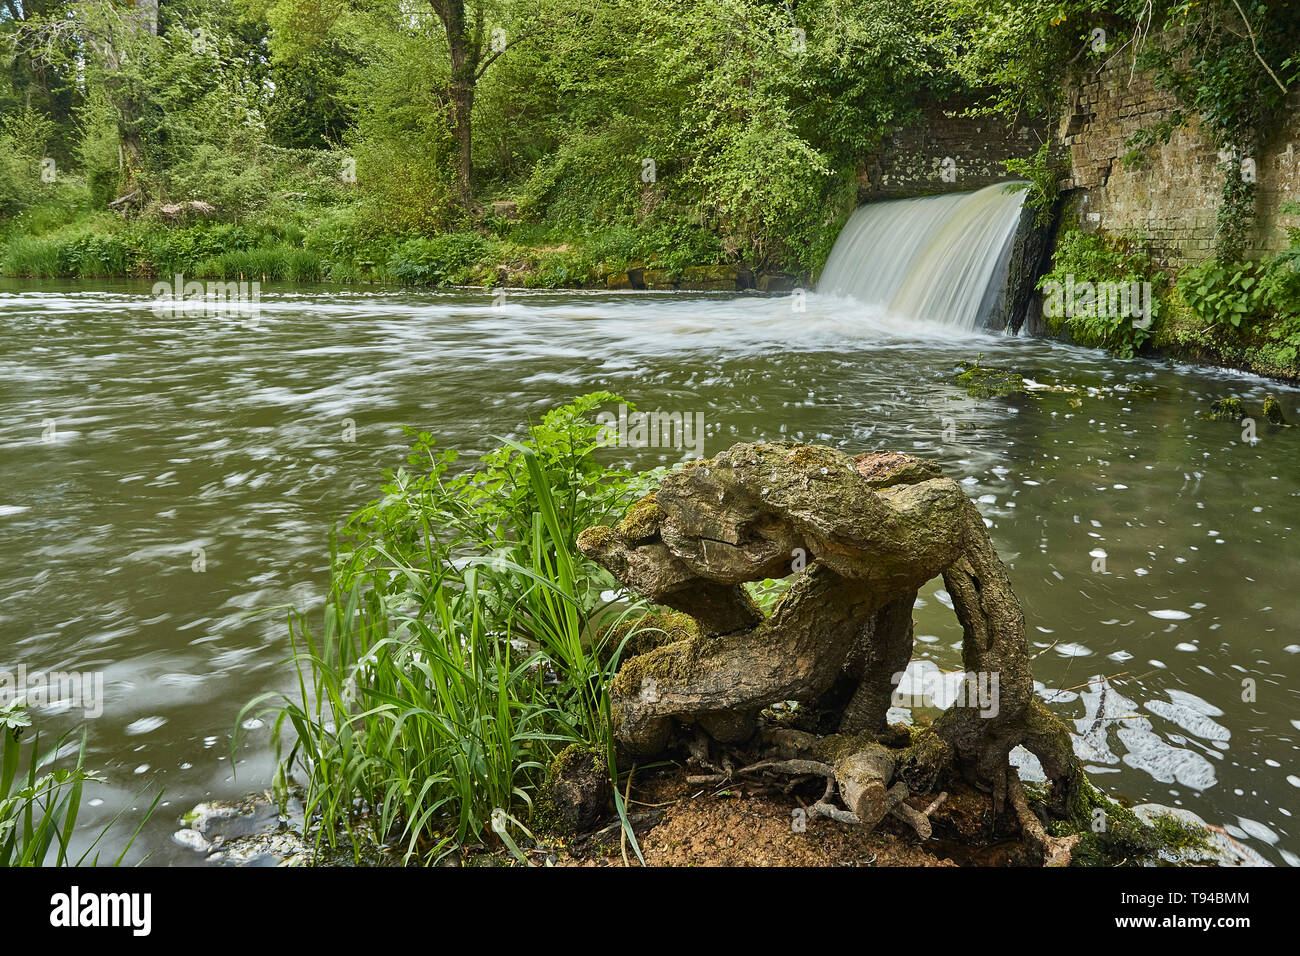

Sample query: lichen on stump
[577,441,1088,864]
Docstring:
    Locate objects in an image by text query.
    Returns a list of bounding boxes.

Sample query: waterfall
[817,183,1027,331]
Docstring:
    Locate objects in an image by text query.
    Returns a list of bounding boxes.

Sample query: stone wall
[856,61,1300,271]
[1060,61,1300,268]
[856,100,1047,202]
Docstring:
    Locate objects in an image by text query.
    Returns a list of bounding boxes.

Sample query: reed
[242,396,658,863]
[1,702,159,866]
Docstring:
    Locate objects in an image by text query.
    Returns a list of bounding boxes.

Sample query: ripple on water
[124,716,168,736]
[2,283,1297,864]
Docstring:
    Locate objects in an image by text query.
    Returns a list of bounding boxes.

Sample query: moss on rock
[1209,396,1246,421]
[599,609,699,667]
[616,493,665,544]
[1036,775,1210,866]
[1262,395,1287,424]
[540,744,612,835]
[954,359,1027,398]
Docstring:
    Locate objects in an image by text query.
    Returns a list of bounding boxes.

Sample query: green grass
[1,700,160,866]
[240,395,662,864]
[1,236,64,277]
[192,244,323,282]
[0,198,735,287]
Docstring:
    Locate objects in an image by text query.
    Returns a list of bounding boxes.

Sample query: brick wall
[857,101,1047,201]
[856,61,1300,271]
[1061,60,1300,268]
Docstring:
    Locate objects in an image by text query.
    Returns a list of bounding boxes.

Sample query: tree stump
[578,441,1086,862]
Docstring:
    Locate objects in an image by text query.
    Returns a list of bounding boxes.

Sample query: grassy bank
[241,394,676,863]
[0,198,803,292]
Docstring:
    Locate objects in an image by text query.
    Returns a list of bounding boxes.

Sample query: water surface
[1,279,1296,865]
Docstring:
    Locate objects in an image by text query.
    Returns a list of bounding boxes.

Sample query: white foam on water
[817,183,1028,331]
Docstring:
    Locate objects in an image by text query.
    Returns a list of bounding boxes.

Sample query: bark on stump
[578,442,1085,862]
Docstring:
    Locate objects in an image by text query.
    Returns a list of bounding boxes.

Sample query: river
[1,278,1296,865]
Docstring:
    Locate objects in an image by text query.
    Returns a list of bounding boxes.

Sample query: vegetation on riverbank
[1035,201,1300,378]
[2,0,934,285]
[240,394,674,862]
[4,3,1293,319]
[1,700,157,866]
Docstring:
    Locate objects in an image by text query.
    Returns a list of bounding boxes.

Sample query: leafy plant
[1004,141,1062,227]
[1179,260,1270,329]
[387,233,494,286]
[1,700,158,867]
[243,394,663,863]
[1039,231,1165,357]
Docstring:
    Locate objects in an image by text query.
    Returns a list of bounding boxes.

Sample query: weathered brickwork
[857,56,1299,271]
[1062,59,1300,268]
[857,101,1046,201]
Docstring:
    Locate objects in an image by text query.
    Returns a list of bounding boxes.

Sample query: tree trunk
[579,442,1089,861]
[431,0,480,203]
[450,81,474,201]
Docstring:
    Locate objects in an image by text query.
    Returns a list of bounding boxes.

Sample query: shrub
[387,233,494,286]
[1179,260,1271,329]
[1038,231,1165,358]
[1175,207,1300,364]
[0,108,58,218]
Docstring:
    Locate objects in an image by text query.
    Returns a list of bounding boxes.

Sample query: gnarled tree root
[579,442,1089,864]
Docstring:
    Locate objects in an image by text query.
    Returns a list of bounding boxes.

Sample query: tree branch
[1229,0,1289,95]
[474,29,534,80]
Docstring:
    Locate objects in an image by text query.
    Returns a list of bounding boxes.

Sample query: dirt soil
[546,766,1022,867]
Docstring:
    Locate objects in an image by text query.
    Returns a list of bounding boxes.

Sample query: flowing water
[818,182,1027,330]
[2,277,1298,866]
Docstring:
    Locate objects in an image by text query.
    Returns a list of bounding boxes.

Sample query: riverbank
[6,198,1299,383]
[179,763,1267,868]
[0,198,806,292]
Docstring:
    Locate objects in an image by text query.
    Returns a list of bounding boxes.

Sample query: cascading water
[817,183,1028,331]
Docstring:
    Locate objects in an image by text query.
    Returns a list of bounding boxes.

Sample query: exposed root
[1008,772,1080,866]
[728,750,946,839]
[584,442,1096,865]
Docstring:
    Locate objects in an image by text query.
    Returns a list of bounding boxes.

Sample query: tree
[428,0,528,203]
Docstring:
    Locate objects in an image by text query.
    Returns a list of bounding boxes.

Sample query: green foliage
[0,108,60,218]
[1039,231,1165,357]
[928,0,1121,119]
[244,394,662,862]
[1179,260,1270,329]
[342,24,464,235]
[1177,236,1300,363]
[387,233,494,286]
[78,95,125,209]
[1,700,158,867]
[1003,142,1062,228]
[2,0,1296,291]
